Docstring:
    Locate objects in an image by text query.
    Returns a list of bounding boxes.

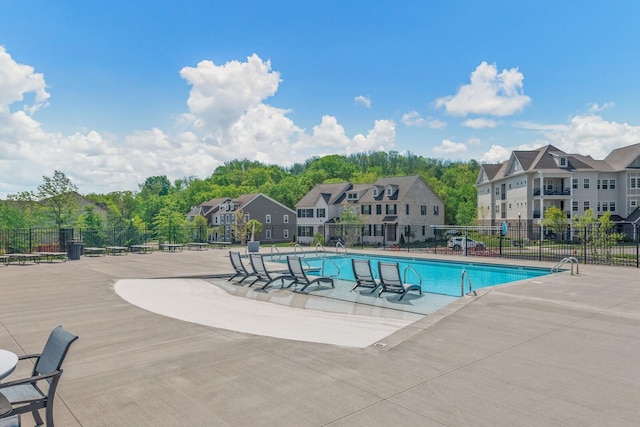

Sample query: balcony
[533,188,570,196]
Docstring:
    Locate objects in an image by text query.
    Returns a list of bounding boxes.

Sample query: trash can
[66,240,83,261]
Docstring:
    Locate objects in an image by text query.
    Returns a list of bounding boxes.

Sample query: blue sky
[1,1,639,197]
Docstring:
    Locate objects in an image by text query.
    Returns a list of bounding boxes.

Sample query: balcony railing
[533,188,571,196]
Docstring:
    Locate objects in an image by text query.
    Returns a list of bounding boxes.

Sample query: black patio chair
[377,261,422,301]
[0,325,78,427]
[285,256,335,293]
[350,258,379,293]
[248,254,292,290]
[228,251,253,284]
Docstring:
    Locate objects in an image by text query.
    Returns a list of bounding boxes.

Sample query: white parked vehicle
[447,237,485,251]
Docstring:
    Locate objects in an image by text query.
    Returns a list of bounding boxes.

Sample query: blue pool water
[285,254,551,297]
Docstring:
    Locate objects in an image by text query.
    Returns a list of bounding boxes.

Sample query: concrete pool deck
[0,248,639,426]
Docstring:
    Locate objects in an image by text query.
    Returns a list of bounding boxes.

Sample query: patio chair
[248,254,292,290]
[377,261,422,301]
[285,256,334,293]
[351,258,379,293]
[228,251,252,284]
[0,325,78,427]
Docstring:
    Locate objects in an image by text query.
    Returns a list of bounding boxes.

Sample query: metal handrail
[461,269,476,296]
[269,245,282,262]
[294,243,306,258]
[315,243,327,258]
[321,257,340,278]
[402,265,422,288]
[551,257,579,275]
[335,242,347,255]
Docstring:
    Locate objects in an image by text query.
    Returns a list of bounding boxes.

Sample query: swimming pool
[284,254,552,297]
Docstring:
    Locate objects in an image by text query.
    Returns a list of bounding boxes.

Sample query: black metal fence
[0,225,210,254]
[1,223,639,268]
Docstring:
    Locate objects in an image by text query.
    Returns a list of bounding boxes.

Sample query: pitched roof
[605,143,640,170]
[295,183,352,207]
[479,143,630,183]
[235,193,295,213]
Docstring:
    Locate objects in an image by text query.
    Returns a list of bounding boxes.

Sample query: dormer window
[560,157,567,167]
[372,188,378,197]
[347,193,358,201]
[387,187,393,196]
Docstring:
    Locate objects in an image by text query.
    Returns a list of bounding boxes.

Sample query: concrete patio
[0,248,638,426]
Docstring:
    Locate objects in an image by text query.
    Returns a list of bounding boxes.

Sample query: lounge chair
[0,326,78,427]
[248,254,292,290]
[377,261,422,301]
[285,256,334,292]
[351,258,379,293]
[228,251,252,283]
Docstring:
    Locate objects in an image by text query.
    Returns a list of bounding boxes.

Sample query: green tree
[1,191,43,228]
[37,170,79,226]
[573,210,624,263]
[230,209,249,245]
[542,206,569,239]
[336,206,366,247]
[139,175,171,197]
[192,215,209,242]
[246,219,263,241]
[153,204,188,243]
[77,205,103,229]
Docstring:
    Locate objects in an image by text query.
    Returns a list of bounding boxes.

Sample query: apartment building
[296,176,444,245]
[476,143,640,234]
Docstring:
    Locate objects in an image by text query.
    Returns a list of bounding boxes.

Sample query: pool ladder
[461,269,477,297]
[551,257,579,275]
[291,243,340,278]
[403,265,422,289]
[269,245,282,262]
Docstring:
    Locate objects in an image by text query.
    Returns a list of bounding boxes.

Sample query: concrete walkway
[0,248,639,426]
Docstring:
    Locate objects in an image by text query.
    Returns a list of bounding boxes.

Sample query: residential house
[295,182,353,244]
[187,193,296,243]
[296,176,445,245]
[476,143,640,238]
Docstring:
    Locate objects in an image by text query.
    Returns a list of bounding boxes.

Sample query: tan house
[296,176,444,245]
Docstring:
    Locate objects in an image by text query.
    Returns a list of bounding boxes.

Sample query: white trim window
[266,229,272,239]
[283,214,289,224]
[265,214,271,224]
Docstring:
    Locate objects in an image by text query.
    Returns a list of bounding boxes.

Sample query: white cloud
[351,119,396,153]
[426,118,447,129]
[0,46,50,115]
[463,118,497,129]
[480,145,510,163]
[401,111,426,127]
[435,61,531,117]
[354,95,371,108]
[179,54,281,134]
[433,139,467,155]
[588,102,615,113]
[401,111,446,129]
[0,50,398,197]
[516,115,640,159]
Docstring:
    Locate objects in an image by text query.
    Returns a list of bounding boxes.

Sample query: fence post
[583,226,587,264]
[538,224,542,261]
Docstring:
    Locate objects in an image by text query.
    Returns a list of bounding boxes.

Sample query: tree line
[0,151,480,231]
